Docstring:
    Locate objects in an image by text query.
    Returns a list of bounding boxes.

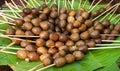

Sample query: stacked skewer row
[0,0,120,71]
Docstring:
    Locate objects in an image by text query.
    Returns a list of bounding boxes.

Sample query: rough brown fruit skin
[70,33,80,41]
[17,50,27,59]
[36,38,45,47]
[40,21,50,31]
[6,28,15,35]
[32,27,41,35]
[55,41,64,48]
[90,30,100,39]
[23,23,33,31]
[66,40,74,47]
[31,18,40,27]
[102,20,110,27]
[40,54,51,61]
[23,8,31,15]
[86,40,96,48]
[39,31,49,40]
[15,29,25,35]
[25,45,36,52]
[46,40,55,48]
[75,40,86,47]
[80,31,89,40]
[49,33,59,41]
[42,58,52,66]
[48,48,57,55]
[15,19,24,26]
[54,57,66,67]
[65,54,75,63]
[73,51,84,60]
[79,24,87,32]
[37,47,48,54]
[27,52,39,61]
[20,41,30,48]
[78,45,88,53]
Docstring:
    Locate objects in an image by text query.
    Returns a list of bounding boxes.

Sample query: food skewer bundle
[0,0,120,71]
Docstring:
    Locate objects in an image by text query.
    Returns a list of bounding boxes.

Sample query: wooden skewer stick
[89,46,120,50]
[88,0,102,13]
[20,0,26,8]
[83,0,87,8]
[11,0,22,11]
[58,0,60,15]
[100,34,120,36]
[36,64,55,71]
[0,50,16,55]
[92,3,120,21]
[102,40,120,43]
[71,0,74,9]
[0,34,35,43]
[0,10,21,12]
[28,63,43,71]
[1,12,18,18]
[30,0,36,8]
[5,1,18,18]
[0,46,24,50]
[78,0,82,9]
[34,0,41,6]
[0,13,15,21]
[108,5,119,19]
[100,5,118,22]
[105,0,114,7]
[111,14,120,22]
[96,44,120,46]
[9,3,22,18]
[0,42,15,51]
[89,0,96,9]
[24,0,33,8]
[114,17,120,24]
[0,20,16,25]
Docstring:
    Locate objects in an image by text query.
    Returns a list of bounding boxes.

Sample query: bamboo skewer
[83,0,87,8]
[0,13,15,21]
[20,0,26,8]
[88,0,102,13]
[92,3,120,21]
[24,0,33,8]
[100,5,118,22]
[30,0,36,8]
[34,0,41,6]
[5,1,18,18]
[0,42,15,51]
[115,18,120,24]
[28,63,43,71]
[11,0,22,11]
[111,14,120,22]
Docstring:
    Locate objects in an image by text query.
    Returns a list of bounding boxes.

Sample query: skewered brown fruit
[23,8,31,15]
[36,38,45,47]
[59,46,69,52]
[40,21,50,30]
[70,33,80,41]
[65,54,75,63]
[31,8,39,15]
[43,8,51,14]
[78,45,88,53]
[73,51,84,60]
[67,16,75,23]
[39,13,47,20]
[80,31,90,40]
[94,24,104,32]
[58,50,66,56]
[23,22,33,31]
[84,19,93,27]
[79,24,87,32]
[39,31,49,40]
[103,29,111,34]
[59,14,67,20]
[59,34,68,42]
[27,52,39,61]
[76,16,84,23]
[6,28,15,35]
[42,58,52,66]
[54,57,66,67]
[66,40,74,47]
[109,24,115,30]
[60,7,67,14]
[90,30,100,39]
[40,53,51,61]
[69,46,78,52]
[101,20,110,27]
[86,40,96,48]
[55,41,64,48]
[31,18,40,27]
[59,20,67,28]
[114,24,120,31]
[25,45,37,52]
[49,32,59,41]
[50,11,58,18]
[15,19,24,26]
[32,27,41,35]
[20,41,31,48]
[48,48,57,55]
[75,40,86,47]
[73,20,81,28]
[15,29,25,35]
[46,40,55,48]
[17,50,27,59]
[81,11,89,19]
[37,47,48,54]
